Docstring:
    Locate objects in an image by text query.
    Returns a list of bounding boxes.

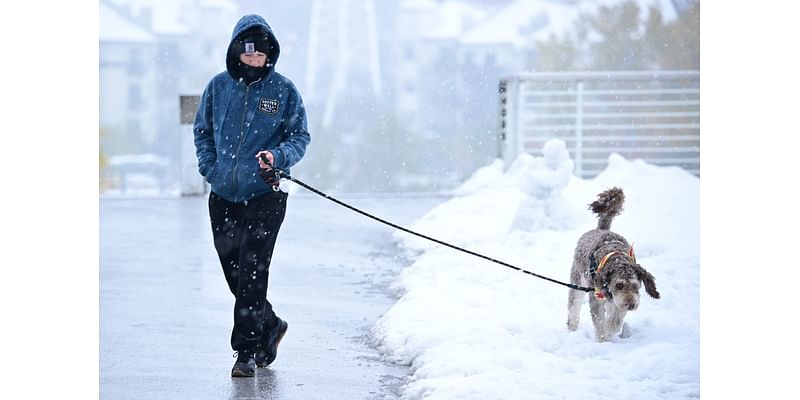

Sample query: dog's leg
[619,322,632,338]
[588,295,609,342]
[567,289,583,331]
[605,303,627,338]
[567,259,586,332]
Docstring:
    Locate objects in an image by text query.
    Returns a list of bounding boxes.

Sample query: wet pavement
[100,192,446,399]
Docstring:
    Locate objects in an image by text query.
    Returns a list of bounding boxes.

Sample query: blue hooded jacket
[193,14,311,203]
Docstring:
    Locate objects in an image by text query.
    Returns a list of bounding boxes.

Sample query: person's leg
[229,191,288,352]
[210,192,260,376]
[208,192,244,296]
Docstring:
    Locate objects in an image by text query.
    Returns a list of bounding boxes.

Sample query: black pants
[209,190,288,352]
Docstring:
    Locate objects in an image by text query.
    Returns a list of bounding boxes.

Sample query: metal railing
[498,70,700,177]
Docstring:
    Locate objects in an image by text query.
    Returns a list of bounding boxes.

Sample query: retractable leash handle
[258,154,283,191]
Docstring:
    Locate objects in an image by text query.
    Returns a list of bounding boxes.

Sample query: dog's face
[601,260,660,311]
[607,273,642,311]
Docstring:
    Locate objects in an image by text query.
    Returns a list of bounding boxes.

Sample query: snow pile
[375,139,699,399]
[395,140,575,253]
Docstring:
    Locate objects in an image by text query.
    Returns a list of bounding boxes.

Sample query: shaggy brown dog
[566,187,660,342]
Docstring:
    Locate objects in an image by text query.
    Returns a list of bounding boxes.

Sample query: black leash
[258,156,593,292]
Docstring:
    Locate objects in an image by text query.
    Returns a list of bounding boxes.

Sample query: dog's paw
[619,322,632,338]
[567,318,579,331]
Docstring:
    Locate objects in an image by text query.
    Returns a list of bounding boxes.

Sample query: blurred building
[99,1,158,156]
[99,0,240,193]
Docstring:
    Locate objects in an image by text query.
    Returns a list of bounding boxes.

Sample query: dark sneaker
[231,350,256,377]
[256,317,288,367]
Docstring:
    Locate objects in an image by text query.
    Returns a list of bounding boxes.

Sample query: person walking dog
[193,14,311,377]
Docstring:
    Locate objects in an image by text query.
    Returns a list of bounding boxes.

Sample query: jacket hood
[226,15,280,81]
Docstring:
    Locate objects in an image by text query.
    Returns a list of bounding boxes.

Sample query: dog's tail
[589,187,625,230]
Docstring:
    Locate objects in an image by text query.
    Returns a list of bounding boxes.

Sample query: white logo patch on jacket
[259,98,279,114]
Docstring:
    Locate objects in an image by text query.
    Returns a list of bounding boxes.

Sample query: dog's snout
[624,301,637,311]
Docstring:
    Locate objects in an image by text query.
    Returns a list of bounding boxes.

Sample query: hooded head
[226,15,280,84]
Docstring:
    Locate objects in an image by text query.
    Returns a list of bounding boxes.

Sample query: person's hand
[256,150,274,170]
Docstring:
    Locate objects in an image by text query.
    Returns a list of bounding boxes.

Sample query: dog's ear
[634,264,660,299]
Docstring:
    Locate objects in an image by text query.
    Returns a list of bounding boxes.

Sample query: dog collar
[594,252,622,300]
[596,251,625,273]
[594,251,625,300]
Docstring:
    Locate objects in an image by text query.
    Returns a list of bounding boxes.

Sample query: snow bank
[375,139,700,399]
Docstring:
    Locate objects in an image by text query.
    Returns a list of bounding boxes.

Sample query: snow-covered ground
[373,139,699,399]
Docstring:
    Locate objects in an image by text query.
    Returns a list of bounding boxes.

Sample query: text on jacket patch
[259,98,279,114]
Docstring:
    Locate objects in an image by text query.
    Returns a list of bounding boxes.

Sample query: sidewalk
[100,193,445,399]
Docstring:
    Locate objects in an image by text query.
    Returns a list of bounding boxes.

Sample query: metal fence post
[501,77,521,167]
[575,80,584,177]
[512,78,523,166]
[497,79,507,160]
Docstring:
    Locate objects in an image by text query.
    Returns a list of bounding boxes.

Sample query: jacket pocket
[206,159,231,192]
[205,162,219,184]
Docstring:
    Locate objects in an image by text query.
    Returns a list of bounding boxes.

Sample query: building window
[128,84,143,110]
[128,48,145,76]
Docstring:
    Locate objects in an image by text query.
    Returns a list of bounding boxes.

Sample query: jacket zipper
[231,84,250,200]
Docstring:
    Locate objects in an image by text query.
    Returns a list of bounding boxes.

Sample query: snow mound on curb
[376,141,700,399]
